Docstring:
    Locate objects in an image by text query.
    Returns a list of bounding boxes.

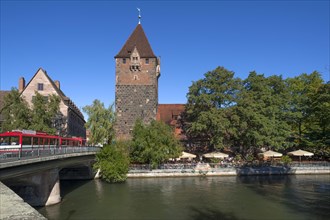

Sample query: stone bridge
[0,152,97,207]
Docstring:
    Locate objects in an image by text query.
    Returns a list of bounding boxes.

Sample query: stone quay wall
[127,163,330,178]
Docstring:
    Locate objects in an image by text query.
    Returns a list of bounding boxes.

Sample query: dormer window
[130,47,141,71]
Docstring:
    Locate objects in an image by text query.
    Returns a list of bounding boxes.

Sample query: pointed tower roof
[115,24,156,58]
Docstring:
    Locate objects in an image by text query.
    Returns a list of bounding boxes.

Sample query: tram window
[1,136,19,145]
[33,137,39,146]
[11,136,19,145]
[43,138,47,146]
[0,137,9,145]
[11,137,19,145]
[22,137,32,145]
[41,138,47,147]
[49,138,57,146]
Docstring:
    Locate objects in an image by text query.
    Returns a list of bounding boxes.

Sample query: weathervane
[137,8,141,24]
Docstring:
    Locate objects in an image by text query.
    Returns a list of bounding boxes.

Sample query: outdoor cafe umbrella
[287,149,314,162]
[262,150,283,158]
[176,151,197,160]
[203,152,229,159]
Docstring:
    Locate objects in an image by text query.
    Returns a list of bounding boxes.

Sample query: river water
[38,175,330,220]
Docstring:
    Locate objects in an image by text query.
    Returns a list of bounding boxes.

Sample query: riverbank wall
[127,164,330,178]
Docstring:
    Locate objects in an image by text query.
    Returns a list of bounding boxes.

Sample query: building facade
[156,104,185,139]
[19,68,86,138]
[115,24,160,139]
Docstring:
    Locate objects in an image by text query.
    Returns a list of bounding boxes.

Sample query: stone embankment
[127,163,330,178]
[0,182,46,220]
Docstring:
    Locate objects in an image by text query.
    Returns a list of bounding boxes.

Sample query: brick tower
[114,23,160,139]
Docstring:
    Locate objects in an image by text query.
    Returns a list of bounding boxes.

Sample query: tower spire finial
[137,8,141,24]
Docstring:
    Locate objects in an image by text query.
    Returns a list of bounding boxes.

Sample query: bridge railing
[0,146,100,162]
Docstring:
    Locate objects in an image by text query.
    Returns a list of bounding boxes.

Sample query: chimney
[54,80,60,89]
[19,77,25,93]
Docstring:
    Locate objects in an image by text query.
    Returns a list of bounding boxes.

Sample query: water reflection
[236,175,330,220]
[94,179,104,199]
[38,175,330,220]
[189,206,241,220]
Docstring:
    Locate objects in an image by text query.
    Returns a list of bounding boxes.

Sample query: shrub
[281,155,292,165]
[234,154,242,162]
[94,141,130,183]
[130,120,182,168]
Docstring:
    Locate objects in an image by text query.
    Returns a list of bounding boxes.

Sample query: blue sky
[1,0,329,114]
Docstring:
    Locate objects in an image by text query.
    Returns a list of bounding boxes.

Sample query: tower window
[130,47,141,71]
[145,58,149,64]
[37,83,44,91]
[123,58,126,64]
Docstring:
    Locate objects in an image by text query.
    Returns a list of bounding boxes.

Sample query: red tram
[0,130,86,153]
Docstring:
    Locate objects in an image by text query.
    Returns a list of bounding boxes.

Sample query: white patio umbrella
[287,149,314,162]
[178,151,197,159]
[263,150,283,157]
[288,149,314,157]
[203,152,229,159]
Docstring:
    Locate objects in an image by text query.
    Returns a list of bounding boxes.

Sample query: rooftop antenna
[137,8,141,24]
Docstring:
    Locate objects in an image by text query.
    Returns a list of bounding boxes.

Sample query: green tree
[83,100,115,145]
[94,141,130,183]
[306,83,330,156]
[130,120,182,168]
[30,92,61,134]
[1,88,31,132]
[182,66,241,151]
[286,72,324,147]
[234,72,291,155]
